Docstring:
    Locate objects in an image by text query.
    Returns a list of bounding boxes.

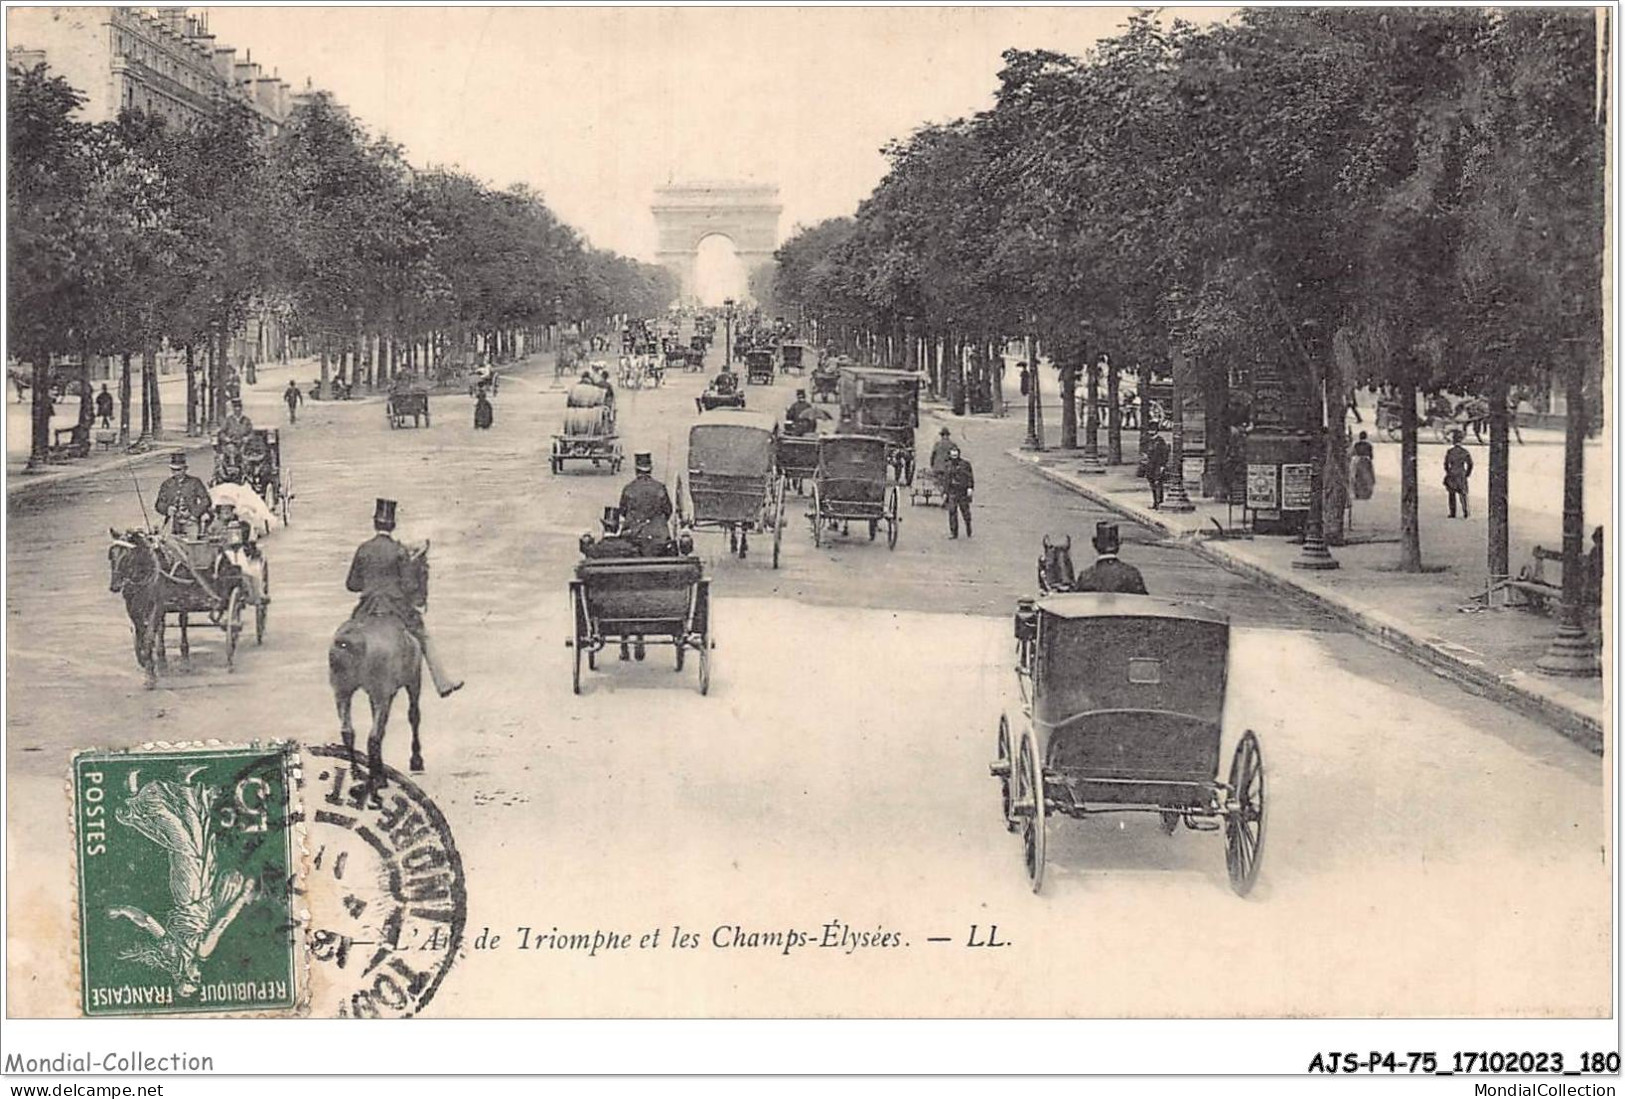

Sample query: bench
[1504,544,1604,618]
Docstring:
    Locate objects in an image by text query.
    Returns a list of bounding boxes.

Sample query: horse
[109,530,170,688]
[328,546,430,782]
[1038,534,1076,595]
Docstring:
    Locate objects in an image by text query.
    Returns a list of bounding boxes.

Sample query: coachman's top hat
[1093,521,1121,554]
[169,452,187,469]
[374,498,398,530]
[634,452,653,472]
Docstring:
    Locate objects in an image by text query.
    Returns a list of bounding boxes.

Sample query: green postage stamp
[72,745,302,1016]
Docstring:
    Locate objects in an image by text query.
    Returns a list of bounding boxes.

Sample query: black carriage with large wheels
[678,413,785,568]
[567,556,712,695]
[837,366,920,484]
[387,388,431,428]
[809,434,900,550]
[132,527,270,676]
[991,594,1266,896]
[744,349,776,385]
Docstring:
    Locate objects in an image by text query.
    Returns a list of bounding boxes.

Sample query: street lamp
[724,298,735,369]
[1161,290,1195,512]
[1290,317,1339,570]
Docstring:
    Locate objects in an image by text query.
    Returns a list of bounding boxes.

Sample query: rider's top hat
[939,426,951,436]
[374,498,397,529]
[169,452,187,469]
[634,452,653,471]
[1093,521,1121,554]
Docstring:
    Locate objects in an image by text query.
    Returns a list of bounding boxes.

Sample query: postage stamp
[302,745,466,1019]
[72,745,301,1017]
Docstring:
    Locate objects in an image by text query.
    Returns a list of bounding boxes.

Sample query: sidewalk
[930,400,1608,752]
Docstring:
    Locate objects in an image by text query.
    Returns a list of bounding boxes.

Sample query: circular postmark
[301,745,466,1018]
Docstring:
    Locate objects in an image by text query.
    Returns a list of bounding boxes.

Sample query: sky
[203,6,1229,262]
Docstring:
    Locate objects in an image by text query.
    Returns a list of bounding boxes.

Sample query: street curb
[6,438,216,501]
[1006,445,1606,755]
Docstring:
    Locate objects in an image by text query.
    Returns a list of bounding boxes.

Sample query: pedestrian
[1141,427,1171,509]
[1350,430,1376,501]
[283,379,302,424]
[95,384,114,429]
[1072,521,1149,594]
[473,389,494,430]
[1443,430,1474,518]
[942,445,975,539]
[929,426,956,483]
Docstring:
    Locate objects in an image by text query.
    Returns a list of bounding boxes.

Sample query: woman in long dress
[1350,431,1376,500]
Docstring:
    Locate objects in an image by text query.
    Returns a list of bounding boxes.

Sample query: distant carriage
[779,342,808,376]
[679,413,786,567]
[837,366,921,485]
[550,382,622,474]
[775,434,820,496]
[809,434,900,550]
[697,372,747,414]
[744,349,776,385]
[387,388,431,429]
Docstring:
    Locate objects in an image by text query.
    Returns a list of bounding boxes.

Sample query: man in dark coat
[1072,521,1149,594]
[154,452,213,534]
[95,384,115,428]
[1443,431,1474,518]
[784,389,817,436]
[942,445,975,539]
[346,498,462,697]
[1142,428,1171,509]
[617,452,674,556]
[283,380,302,424]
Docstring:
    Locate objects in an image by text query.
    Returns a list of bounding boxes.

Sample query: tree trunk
[77,349,93,432]
[1321,345,1347,543]
[185,344,197,435]
[1106,358,1122,464]
[215,326,228,428]
[1398,378,1423,571]
[139,347,152,437]
[146,345,163,435]
[119,352,132,446]
[1486,377,1511,588]
[1203,364,1229,500]
[1534,344,1598,675]
[28,361,50,465]
[1060,362,1079,449]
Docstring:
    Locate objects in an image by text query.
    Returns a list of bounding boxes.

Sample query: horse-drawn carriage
[1376,393,1492,445]
[567,555,713,695]
[775,434,820,496]
[679,413,786,567]
[779,342,808,376]
[809,434,900,550]
[745,349,776,385]
[214,428,291,525]
[837,366,920,484]
[991,593,1266,895]
[387,387,431,429]
[108,523,270,685]
[697,371,747,413]
[551,382,622,474]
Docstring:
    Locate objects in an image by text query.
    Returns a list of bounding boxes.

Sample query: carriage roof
[688,415,777,476]
[1035,593,1229,626]
[818,433,891,465]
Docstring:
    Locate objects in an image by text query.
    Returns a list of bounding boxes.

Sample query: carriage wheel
[1224,730,1266,897]
[255,562,269,644]
[570,587,587,694]
[279,472,292,525]
[224,585,244,671]
[868,519,877,541]
[1018,732,1046,893]
[697,633,711,695]
[675,642,685,672]
[811,485,823,547]
[993,714,1016,832]
[886,487,900,550]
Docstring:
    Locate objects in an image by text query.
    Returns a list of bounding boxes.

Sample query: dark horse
[1037,534,1076,595]
[109,529,167,688]
[328,545,430,781]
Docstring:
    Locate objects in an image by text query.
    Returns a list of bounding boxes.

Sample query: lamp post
[1291,318,1340,570]
[1021,325,1044,451]
[724,298,735,369]
[1081,345,1105,475]
[1161,291,1195,513]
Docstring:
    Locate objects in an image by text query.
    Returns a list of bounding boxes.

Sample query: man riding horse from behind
[345,498,463,697]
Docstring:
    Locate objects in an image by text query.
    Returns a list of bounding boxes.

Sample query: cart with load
[838,366,920,484]
[550,382,622,474]
[810,358,842,403]
[745,349,776,385]
[990,593,1266,896]
[809,434,900,549]
[679,412,785,567]
[567,556,712,695]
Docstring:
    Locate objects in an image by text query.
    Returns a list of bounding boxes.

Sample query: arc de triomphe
[652,182,782,304]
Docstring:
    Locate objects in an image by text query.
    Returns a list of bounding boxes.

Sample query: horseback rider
[154,452,213,535]
[616,453,675,557]
[345,498,463,697]
[1072,521,1148,594]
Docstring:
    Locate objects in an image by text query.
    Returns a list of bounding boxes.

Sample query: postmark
[302,745,466,1018]
[72,744,301,1017]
